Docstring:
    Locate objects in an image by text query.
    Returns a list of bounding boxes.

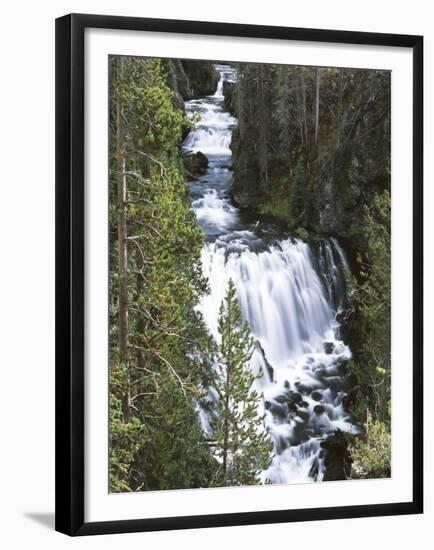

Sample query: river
[183,64,357,484]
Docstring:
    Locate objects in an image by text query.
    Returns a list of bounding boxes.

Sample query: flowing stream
[183,65,357,484]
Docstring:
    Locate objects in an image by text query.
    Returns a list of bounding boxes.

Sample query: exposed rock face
[166,60,220,139]
[166,59,191,109]
[223,80,236,116]
[167,60,220,101]
[178,61,219,98]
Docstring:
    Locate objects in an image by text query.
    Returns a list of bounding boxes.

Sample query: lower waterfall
[183,64,357,484]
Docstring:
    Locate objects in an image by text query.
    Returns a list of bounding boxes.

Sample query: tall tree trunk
[315,68,320,147]
[116,57,130,421]
[222,371,230,485]
[258,64,269,187]
[222,300,234,486]
[301,69,308,151]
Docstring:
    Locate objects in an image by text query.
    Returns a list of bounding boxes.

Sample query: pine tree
[211,279,273,487]
[109,56,215,492]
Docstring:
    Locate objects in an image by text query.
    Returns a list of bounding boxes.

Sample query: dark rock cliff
[166,59,220,104]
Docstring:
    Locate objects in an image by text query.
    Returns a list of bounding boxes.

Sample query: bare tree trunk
[315,68,320,147]
[336,71,345,150]
[222,372,230,485]
[295,85,304,147]
[301,69,308,150]
[116,57,130,421]
[258,64,269,187]
[222,306,234,486]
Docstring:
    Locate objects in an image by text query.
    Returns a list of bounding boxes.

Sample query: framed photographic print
[55,13,423,536]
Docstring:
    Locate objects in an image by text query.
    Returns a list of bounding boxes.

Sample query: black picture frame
[55,13,424,536]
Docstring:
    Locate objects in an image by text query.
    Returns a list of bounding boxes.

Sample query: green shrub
[295,227,309,241]
[349,411,391,479]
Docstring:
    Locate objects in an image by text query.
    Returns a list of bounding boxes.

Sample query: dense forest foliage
[109,57,213,492]
[227,65,390,240]
[109,56,392,491]
[225,63,392,478]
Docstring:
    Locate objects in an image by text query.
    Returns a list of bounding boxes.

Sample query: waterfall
[183,65,357,485]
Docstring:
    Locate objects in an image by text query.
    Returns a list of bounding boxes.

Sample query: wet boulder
[342,392,355,411]
[309,460,319,479]
[274,394,289,405]
[264,399,288,420]
[276,390,303,413]
[323,341,335,354]
[254,340,274,381]
[289,391,303,406]
[327,376,346,391]
[183,151,209,178]
[294,381,311,394]
[295,408,310,421]
[313,364,327,377]
[311,391,323,402]
[320,429,352,481]
[314,404,326,415]
[336,359,350,375]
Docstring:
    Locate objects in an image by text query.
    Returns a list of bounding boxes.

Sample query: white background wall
[0,0,431,547]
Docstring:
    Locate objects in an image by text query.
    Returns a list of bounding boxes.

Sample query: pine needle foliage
[210,280,273,487]
[109,56,215,492]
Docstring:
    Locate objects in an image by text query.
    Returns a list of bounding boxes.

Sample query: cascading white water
[183,65,357,484]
